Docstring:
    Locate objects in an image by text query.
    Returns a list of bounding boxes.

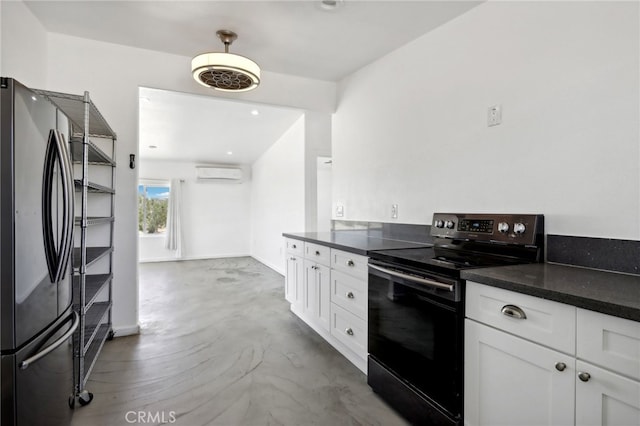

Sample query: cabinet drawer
[304,242,330,266]
[466,281,576,355]
[331,270,367,320]
[330,303,367,359]
[577,308,640,381]
[331,249,368,280]
[285,238,304,256]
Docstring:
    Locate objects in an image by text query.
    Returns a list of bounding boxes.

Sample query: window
[138,183,170,235]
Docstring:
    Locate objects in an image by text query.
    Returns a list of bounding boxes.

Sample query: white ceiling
[25,0,482,164]
[139,87,303,164]
[25,0,481,82]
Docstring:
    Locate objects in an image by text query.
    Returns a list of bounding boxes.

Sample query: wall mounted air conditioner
[195,166,243,181]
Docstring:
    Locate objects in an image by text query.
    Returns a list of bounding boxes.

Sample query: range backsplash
[332,220,639,275]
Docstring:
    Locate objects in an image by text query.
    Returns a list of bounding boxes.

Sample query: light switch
[336,204,344,217]
[391,204,398,219]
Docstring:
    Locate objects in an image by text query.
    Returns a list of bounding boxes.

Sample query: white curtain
[164,179,183,258]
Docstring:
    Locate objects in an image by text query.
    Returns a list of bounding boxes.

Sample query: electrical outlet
[488,105,502,127]
[391,204,398,219]
[336,204,344,217]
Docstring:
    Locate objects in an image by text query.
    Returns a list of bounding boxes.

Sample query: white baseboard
[139,253,251,263]
[112,324,140,337]
[251,255,284,276]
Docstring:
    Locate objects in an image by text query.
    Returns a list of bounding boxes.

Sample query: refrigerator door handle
[42,130,60,282]
[19,311,79,370]
[42,129,74,284]
[54,130,74,281]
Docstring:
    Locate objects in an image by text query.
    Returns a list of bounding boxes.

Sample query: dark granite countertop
[462,263,640,322]
[283,232,431,256]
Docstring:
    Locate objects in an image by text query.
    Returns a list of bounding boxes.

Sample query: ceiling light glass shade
[191,52,260,92]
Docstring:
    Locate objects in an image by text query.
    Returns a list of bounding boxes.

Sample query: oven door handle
[369,264,454,292]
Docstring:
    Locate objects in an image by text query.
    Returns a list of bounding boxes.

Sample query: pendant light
[191,30,261,92]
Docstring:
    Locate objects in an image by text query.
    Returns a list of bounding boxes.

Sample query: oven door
[368,259,464,421]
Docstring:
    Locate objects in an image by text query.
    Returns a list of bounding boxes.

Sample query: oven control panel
[431,213,544,245]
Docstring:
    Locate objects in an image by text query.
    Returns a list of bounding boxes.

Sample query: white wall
[317,157,333,233]
[0,2,47,87]
[138,160,251,262]
[333,1,640,240]
[250,116,306,274]
[303,112,333,231]
[1,2,336,333]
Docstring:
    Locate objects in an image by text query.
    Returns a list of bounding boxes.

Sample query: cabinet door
[315,263,330,332]
[575,360,640,426]
[285,254,302,307]
[465,320,575,426]
[303,261,330,332]
[303,260,317,315]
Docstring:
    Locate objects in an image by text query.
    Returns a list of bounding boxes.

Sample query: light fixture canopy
[192,30,260,92]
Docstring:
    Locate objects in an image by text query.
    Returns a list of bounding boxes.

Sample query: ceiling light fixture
[191,30,261,92]
[251,109,259,116]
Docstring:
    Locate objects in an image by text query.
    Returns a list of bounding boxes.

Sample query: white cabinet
[465,281,640,426]
[465,320,575,426]
[575,361,640,426]
[331,269,367,320]
[329,248,368,371]
[303,259,330,332]
[283,238,368,373]
[575,309,640,426]
[285,252,303,309]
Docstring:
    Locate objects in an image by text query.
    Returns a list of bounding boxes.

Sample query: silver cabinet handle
[345,328,354,336]
[315,250,320,256]
[501,304,527,319]
[346,291,355,299]
[347,259,355,267]
[555,362,567,372]
[20,312,79,370]
[578,372,591,382]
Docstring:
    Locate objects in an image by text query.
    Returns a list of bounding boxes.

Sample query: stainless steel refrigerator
[1,77,77,425]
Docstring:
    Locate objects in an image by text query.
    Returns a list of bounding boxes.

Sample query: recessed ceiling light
[227,151,233,155]
[319,0,343,11]
[149,145,157,149]
[31,96,37,101]
[251,109,259,116]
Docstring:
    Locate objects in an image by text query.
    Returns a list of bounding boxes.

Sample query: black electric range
[367,213,545,426]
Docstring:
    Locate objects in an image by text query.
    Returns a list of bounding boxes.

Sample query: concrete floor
[71,257,407,426]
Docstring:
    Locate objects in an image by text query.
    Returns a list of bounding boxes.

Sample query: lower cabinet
[303,259,330,332]
[465,281,640,426]
[284,238,368,374]
[285,253,303,309]
[575,360,640,426]
[465,319,575,426]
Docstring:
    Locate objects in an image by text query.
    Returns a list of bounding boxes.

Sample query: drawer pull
[290,257,296,261]
[292,244,297,249]
[315,250,320,255]
[345,328,354,336]
[501,304,527,320]
[346,291,355,299]
[347,259,355,267]
[555,362,566,372]
[578,372,591,382]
